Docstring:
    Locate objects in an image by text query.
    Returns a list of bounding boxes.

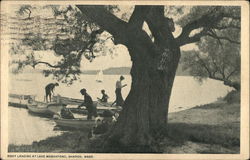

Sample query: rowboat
[9,93,35,108]
[55,95,121,107]
[27,101,64,117]
[53,95,122,113]
[53,96,84,105]
[54,118,95,130]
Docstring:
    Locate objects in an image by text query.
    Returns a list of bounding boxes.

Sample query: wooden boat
[8,93,35,108]
[54,118,95,130]
[27,101,64,117]
[53,96,84,105]
[53,95,122,112]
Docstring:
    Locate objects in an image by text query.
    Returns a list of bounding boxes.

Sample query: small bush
[224,90,240,104]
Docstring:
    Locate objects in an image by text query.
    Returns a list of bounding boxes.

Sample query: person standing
[45,83,59,102]
[112,76,127,106]
[78,88,97,120]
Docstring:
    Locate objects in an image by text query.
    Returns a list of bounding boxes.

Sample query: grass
[8,131,90,153]
[165,122,239,148]
[164,90,240,153]
[8,90,240,153]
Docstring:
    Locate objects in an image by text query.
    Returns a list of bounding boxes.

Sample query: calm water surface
[8,73,233,145]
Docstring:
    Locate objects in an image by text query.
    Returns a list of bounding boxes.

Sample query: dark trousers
[45,89,52,102]
[115,88,124,106]
[86,105,97,120]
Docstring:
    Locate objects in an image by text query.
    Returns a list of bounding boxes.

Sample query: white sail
[96,70,103,82]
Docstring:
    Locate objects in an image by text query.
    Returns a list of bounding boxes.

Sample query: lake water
[8,73,233,145]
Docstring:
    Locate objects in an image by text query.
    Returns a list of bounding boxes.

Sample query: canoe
[54,118,95,130]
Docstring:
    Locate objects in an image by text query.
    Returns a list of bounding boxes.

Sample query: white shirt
[116,80,122,89]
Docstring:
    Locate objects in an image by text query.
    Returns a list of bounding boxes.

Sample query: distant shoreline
[10,65,191,76]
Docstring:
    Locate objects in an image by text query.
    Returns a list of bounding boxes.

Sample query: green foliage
[177,6,240,27]
[10,5,114,84]
[10,5,241,85]
[182,32,240,85]
[16,5,33,19]
[164,6,186,20]
[9,43,36,73]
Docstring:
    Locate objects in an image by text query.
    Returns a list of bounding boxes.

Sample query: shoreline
[8,91,240,153]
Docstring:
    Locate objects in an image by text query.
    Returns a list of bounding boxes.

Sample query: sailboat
[96,70,103,83]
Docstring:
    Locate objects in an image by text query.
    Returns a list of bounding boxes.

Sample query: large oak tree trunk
[77,5,184,152]
[102,30,181,152]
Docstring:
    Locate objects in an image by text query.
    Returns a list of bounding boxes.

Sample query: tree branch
[76,5,128,45]
[176,7,240,46]
[176,13,212,46]
[128,6,151,29]
[222,14,240,20]
[177,29,206,46]
[206,33,240,44]
[145,6,175,48]
[213,25,240,30]
[195,54,213,77]
[226,67,239,80]
[33,61,61,68]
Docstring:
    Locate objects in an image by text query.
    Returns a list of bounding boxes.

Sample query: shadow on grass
[164,122,240,149]
[8,131,90,153]
[86,121,240,153]
[8,122,240,153]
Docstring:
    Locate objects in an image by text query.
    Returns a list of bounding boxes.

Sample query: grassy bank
[164,90,240,153]
[9,131,90,153]
[8,91,240,153]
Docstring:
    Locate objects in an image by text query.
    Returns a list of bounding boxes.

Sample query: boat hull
[8,94,35,108]
[54,96,122,114]
[27,102,62,117]
[54,118,95,130]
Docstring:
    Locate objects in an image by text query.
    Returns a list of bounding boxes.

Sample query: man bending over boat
[79,88,97,120]
[45,83,59,102]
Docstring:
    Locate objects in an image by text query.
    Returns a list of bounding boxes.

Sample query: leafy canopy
[8,5,240,84]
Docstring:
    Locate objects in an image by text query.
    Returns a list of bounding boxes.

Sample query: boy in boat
[88,111,114,139]
[112,76,127,106]
[60,108,74,119]
[45,83,59,102]
[78,88,97,120]
[97,89,109,103]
